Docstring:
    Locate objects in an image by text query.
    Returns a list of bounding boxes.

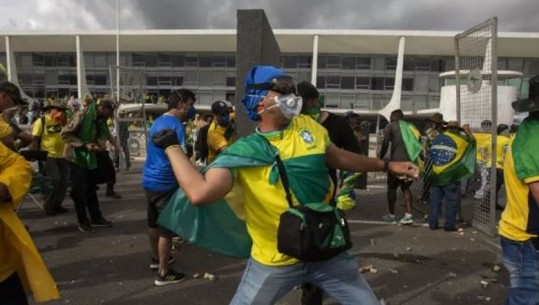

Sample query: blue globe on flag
[430,134,457,166]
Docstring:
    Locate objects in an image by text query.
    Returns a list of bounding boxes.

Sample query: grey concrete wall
[235,9,281,138]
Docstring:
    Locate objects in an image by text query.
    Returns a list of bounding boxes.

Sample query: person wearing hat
[206,100,236,164]
[152,65,419,304]
[428,121,476,231]
[61,97,115,233]
[29,99,70,215]
[419,113,447,204]
[0,81,32,151]
[142,88,196,286]
[498,75,539,304]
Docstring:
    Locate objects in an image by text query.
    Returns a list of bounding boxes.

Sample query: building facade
[0,30,538,113]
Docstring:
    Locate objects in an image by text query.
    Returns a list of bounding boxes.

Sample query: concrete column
[235,9,281,138]
[378,36,406,122]
[311,35,319,84]
[5,36,12,81]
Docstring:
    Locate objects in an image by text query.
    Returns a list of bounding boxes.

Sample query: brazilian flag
[399,120,422,164]
[429,130,477,186]
[513,113,539,180]
[158,133,332,258]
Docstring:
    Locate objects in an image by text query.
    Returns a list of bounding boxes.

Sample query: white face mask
[257,94,303,119]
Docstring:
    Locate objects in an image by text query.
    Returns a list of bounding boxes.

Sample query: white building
[1,29,538,120]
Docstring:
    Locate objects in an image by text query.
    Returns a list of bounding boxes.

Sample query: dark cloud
[119,0,539,32]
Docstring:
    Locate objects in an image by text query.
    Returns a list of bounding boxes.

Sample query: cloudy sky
[0,0,537,32]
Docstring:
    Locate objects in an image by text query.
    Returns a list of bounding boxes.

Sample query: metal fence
[456,17,499,236]
[402,18,500,236]
[109,66,153,169]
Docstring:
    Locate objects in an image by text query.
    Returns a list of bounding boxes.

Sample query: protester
[297,81,362,304]
[206,100,236,164]
[419,113,447,204]
[498,76,539,305]
[0,121,59,304]
[61,98,114,233]
[493,124,510,210]
[154,66,418,304]
[428,121,476,231]
[30,99,70,215]
[474,119,493,200]
[142,89,196,286]
[380,109,422,224]
[0,82,30,151]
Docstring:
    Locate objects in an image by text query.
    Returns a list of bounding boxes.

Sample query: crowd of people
[0,67,537,304]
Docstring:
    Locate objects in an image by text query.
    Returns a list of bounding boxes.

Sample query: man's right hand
[152,129,180,150]
[389,161,419,180]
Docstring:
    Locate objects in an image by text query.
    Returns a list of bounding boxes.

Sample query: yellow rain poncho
[0,138,60,302]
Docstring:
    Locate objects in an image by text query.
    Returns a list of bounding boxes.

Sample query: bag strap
[259,135,295,208]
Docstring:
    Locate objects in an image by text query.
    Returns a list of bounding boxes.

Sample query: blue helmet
[241,65,288,121]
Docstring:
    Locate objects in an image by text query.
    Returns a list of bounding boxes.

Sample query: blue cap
[241,66,288,121]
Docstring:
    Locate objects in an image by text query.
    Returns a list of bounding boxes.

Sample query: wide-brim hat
[428,112,447,124]
[44,99,68,110]
[512,75,539,113]
[446,121,463,130]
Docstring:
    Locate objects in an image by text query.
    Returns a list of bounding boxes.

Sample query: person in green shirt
[61,98,115,233]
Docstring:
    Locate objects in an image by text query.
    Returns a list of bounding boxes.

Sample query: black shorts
[387,172,413,189]
[145,189,176,237]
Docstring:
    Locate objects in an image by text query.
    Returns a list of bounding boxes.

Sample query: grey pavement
[20,163,509,305]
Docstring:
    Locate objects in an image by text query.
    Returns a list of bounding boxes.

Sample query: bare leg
[148,227,159,259]
[158,236,172,276]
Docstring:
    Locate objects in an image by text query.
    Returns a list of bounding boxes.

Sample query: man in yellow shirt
[30,99,70,215]
[206,100,235,164]
[498,76,539,304]
[153,66,419,304]
[474,120,493,200]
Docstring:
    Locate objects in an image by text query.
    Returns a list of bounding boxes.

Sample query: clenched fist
[152,129,180,150]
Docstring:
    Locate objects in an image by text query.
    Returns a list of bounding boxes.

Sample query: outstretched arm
[154,129,234,205]
[326,144,419,178]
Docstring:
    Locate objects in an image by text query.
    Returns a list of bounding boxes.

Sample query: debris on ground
[492,264,501,272]
[359,265,373,273]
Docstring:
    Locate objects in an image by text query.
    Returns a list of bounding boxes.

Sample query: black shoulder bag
[267,139,352,261]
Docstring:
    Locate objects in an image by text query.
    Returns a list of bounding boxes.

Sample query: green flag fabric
[513,113,539,180]
[71,102,109,169]
[429,130,477,186]
[399,120,422,163]
[157,134,331,258]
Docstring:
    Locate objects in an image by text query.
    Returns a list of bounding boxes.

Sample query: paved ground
[20,162,509,305]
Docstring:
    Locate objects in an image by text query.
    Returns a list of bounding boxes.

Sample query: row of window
[13,52,539,76]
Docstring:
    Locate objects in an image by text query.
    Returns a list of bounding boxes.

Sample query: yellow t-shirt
[32,115,65,159]
[474,132,492,164]
[207,121,235,164]
[498,137,539,241]
[496,135,510,169]
[236,115,333,266]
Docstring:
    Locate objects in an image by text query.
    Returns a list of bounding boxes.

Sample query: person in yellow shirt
[498,76,539,304]
[493,124,510,210]
[30,99,70,215]
[0,103,59,305]
[474,120,493,200]
[206,100,235,164]
[152,66,419,304]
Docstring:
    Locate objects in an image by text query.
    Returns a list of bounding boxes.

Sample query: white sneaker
[399,214,414,225]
